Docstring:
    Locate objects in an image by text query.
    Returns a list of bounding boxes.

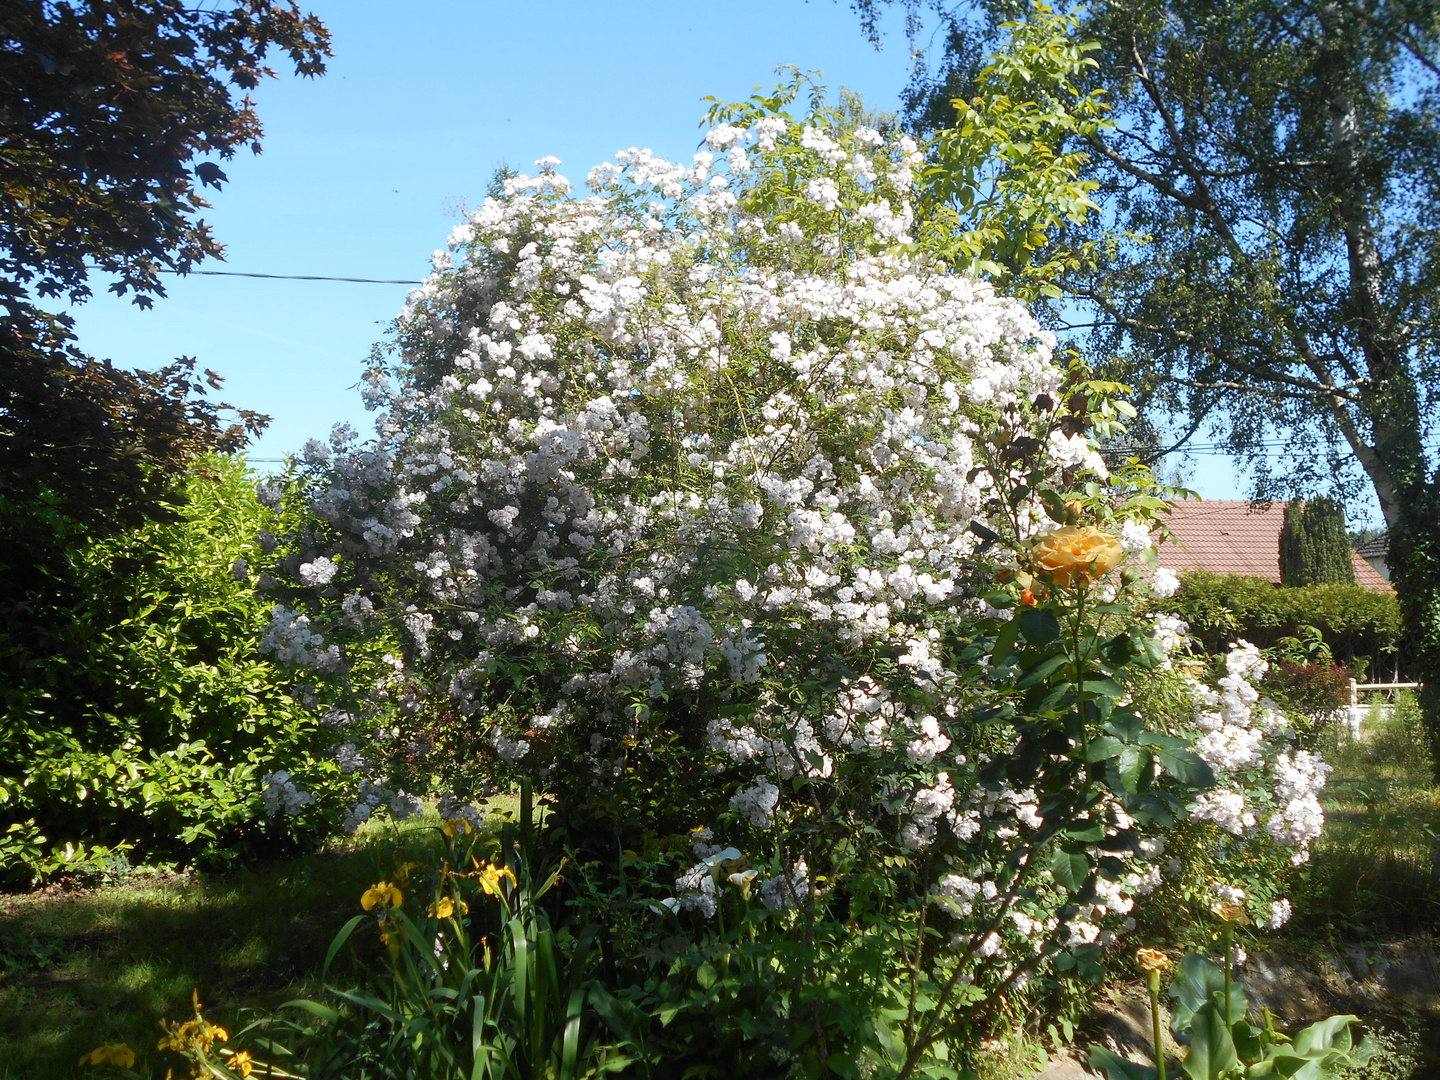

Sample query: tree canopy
[861,0,1440,760]
[0,0,329,310]
[0,0,329,534]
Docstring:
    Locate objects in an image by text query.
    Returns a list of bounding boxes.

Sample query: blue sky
[65,0,1271,505]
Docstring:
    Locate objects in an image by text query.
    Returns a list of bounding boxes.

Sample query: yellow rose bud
[1135,947,1171,973]
[1213,901,1250,925]
[1029,526,1124,587]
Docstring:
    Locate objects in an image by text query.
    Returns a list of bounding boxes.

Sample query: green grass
[0,801,520,1079]
[1304,692,1440,934]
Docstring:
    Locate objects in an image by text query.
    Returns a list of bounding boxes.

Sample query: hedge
[1161,571,1401,675]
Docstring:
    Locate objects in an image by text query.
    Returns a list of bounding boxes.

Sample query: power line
[160,269,423,284]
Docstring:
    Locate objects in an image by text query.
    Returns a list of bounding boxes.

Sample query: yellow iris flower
[157,1016,228,1054]
[428,895,468,919]
[361,880,404,910]
[78,1043,136,1069]
[474,860,518,896]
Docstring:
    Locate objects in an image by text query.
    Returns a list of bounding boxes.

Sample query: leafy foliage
[1160,571,1400,675]
[915,4,1110,305]
[0,311,264,537]
[0,0,329,309]
[1278,498,1354,588]
[1091,950,1373,1080]
[0,0,330,680]
[866,0,1440,769]
[1264,662,1352,715]
[120,798,630,1080]
[0,456,337,884]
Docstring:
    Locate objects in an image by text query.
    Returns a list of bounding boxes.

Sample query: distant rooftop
[1355,534,1389,559]
[1154,500,1392,591]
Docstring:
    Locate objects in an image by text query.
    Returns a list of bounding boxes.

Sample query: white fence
[1345,679,1421,736]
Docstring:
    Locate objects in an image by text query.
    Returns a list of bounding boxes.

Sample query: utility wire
[162,269,424,285]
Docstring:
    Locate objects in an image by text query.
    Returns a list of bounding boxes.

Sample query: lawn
[3,708,1437,1080]
[0,802,518,1079]
[1305,692,1440,935]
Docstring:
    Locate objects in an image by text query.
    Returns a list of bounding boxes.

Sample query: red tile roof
[1153,500,1392,592]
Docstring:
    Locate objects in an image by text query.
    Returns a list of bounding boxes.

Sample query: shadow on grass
[1304,693,1440,935]
[0,805,516,1079]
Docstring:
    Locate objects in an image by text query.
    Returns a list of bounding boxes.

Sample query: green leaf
[1016,652,1068,688]
[1088,1046,1157,1080]
[1038,489,1070,522]
[1115,746,1151,794]
[991,617,1023,663]
[1182,1003,1239,1080]
[320,915,367,984]
[1105,711,1146,743]
[1085,736,1124,762]
[1025,684,1072,716]
[1064,822,1105,843]
[1289,1014,1359,1057]
[278,998,340,1022]
[1018,607,1061,645]
[1157,748,1215,789]
[1170,954,1247,1044]
[1231,1018,1264,1063]
[1051,845,1089,891]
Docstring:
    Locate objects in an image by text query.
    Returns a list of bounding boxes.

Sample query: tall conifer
[1280,498,1355,586]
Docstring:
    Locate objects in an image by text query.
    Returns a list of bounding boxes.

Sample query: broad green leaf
[1289,1014,1358,1056]
[1080,677,1125,699]
[991,617,1023,663]
[1016,652,1068,688]
[1115,746,1151,793]
[1231,1018,1264,1063]
[1170,954,1246,1043]
[1018,606,1061,645]
[1105,710,1146,743]
[1182,1003,1238,1080]
[1157,748,1216,789]
[1085,736,1125,762]
[1051,845,1089,891]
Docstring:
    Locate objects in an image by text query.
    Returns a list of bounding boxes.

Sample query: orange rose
[1028,526,1124,586]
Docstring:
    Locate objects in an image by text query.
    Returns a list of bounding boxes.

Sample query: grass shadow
[0,801,517,1079]
[1303,692,1440,935]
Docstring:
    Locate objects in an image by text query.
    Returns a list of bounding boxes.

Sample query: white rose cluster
[260,770,314,817]
[276,113,1099,834]
[1182,640,1328,863]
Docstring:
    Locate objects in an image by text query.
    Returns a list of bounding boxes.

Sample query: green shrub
[0,455,339,884]
[1162,571,1400,674]
[1264,661,1352,715]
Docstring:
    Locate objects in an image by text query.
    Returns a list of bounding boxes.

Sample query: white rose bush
[254,83,1334,1077]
